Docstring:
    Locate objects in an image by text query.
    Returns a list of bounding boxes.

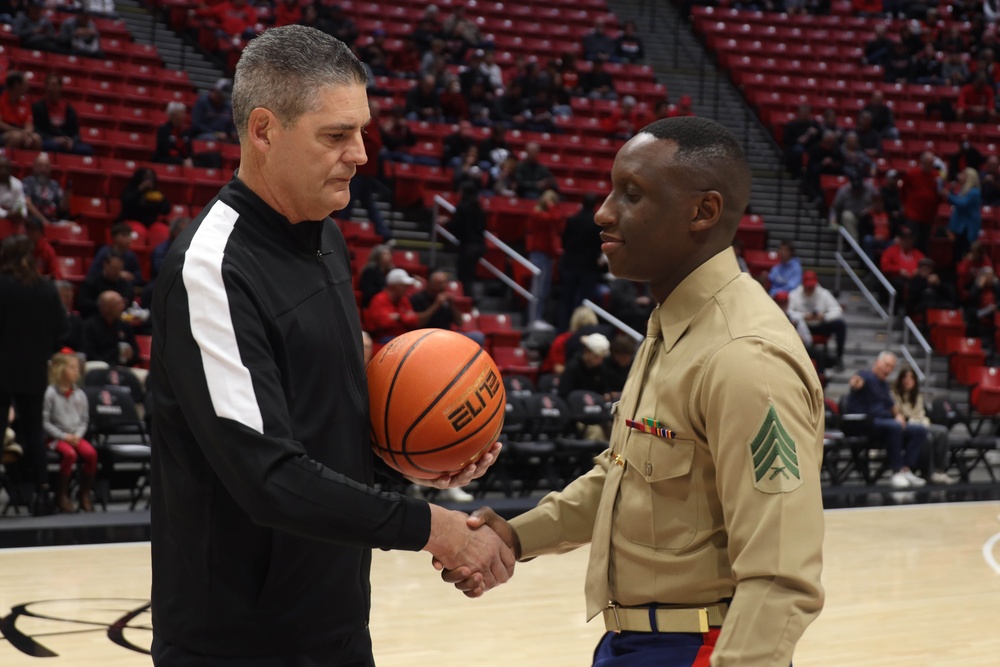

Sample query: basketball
[367,329,505,479]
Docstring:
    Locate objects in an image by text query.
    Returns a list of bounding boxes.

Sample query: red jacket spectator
[901,156,942,226]
[880,239,925,278]
[526,202,563,256]
[956,244,993,303]
[197,0,257,38]
[601,97,650,138]
[33,235,62,280]
[958,80,995,113]
[365,269,419,344]
[667,95,695,118]
[356,117,383,178]
[272,0,301,27]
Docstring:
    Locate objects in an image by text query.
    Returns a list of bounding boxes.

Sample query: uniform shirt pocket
[618,432,698,550]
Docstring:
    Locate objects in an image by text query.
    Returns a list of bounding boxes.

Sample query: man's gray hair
[876,350,896,364]
[232,25,368,142]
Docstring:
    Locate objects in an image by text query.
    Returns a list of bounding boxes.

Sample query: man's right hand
[423,505,515,597]
[439,507,521,598]
[848,374,865,391]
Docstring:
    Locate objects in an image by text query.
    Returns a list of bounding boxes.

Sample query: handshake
[423,505,520,598]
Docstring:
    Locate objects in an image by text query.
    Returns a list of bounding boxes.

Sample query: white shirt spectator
[0,175,27,219]
[788,283,843,322]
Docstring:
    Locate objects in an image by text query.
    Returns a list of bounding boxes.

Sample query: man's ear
[691,190,723,232]
[247,108,276,153]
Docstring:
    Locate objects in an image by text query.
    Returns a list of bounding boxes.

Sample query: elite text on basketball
[445,368,501,432]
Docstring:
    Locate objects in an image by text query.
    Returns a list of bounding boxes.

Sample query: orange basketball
[367,329,506,479]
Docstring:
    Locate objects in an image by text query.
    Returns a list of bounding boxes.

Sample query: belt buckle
[605,604,622,633]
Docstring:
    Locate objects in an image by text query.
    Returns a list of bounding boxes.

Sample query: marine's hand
[423,504,515,597]
[407,441,502,490]
[439,507,521,598]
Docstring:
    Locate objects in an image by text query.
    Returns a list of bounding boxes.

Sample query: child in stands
[41,350,97,512]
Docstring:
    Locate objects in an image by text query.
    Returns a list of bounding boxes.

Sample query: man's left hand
[407,441,502,490]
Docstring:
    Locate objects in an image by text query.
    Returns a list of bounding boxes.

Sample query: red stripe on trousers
[692,628,721,667]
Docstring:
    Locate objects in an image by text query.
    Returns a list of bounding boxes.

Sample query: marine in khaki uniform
[445,117,825,666]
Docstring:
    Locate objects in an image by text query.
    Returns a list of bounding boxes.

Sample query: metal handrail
[429,195,538,305]
[833,226,895,340]
[582,299,643,343]
[901,316,932,383]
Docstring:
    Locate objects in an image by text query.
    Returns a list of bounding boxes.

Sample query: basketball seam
[402,384,506,455]
[382,329,440,470]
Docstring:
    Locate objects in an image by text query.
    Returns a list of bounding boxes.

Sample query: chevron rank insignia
[747,402,802,493]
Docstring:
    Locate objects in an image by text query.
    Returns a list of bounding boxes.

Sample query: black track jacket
[150,177,431,657]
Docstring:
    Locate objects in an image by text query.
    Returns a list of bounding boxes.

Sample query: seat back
[503,374,535,400]
[523,393,571,439]
[565,390,611,426]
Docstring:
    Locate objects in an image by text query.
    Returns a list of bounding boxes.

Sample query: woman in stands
[0,235,67,514]
[42,350,97,512]
[891,366,955,485]
[117,167,172,228]
[947,167,983,266]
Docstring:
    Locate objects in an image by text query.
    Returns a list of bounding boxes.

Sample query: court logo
[747,402,801,494]
[0,598,151,658]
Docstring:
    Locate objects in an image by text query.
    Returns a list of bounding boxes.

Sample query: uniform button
[645,462,652,477]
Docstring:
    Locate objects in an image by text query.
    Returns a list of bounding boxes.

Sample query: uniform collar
[652,248,741,352]
[223,175,328,253]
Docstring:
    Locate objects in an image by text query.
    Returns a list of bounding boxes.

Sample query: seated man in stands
[87,222,143,286]
[58,8,102,57]
[24,218,62,280]
[767,240,802,297]
[854,111,882,159]
[804,130,844,204]
[581,17,616,62]
[405,74,442,123]
[194,0,258,42]
[957,71,998,123]
[828,172,878,236]
[77,248,134,318]
[582,56,618,100]
[603,95,649,141]
[191,79,238,143]
[602,334,636,402]
[32,73,92,155]
[558,332,612,400]
[22,152,70,226]
[0,155,27,223]
[788,271,847,371]
[81,290,139,368]
[879,229,924,304]
[783,104,820,175]
[409,270,484,346]
[0,70,42,150]
[365,268,419,345]
[844,351,927,489]
[513,142,557,200]
[667,94,695,118]
[12,2,60,52]
[862,90,898,139]
[956,241,993,305]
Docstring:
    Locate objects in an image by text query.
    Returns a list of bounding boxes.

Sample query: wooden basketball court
[2,501,999,665]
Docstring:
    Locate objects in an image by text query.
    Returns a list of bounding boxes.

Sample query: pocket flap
[623,432,695,482]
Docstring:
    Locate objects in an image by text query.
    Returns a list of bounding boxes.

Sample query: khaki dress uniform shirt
[510,249,825,666]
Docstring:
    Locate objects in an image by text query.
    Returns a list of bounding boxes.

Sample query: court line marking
[0,541,150,555]
[824,499,1000,514]
[984,516,1000,576]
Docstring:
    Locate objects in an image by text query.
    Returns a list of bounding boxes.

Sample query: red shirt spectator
[957,73,998,122]
[667,95,695,118]
[272,0,301,27]
[25,221,62,280]
[901,154,942,226]
[365,269,419,344]
[956,243,993,303]
[0,81,32,129]
[880,235,925,279]
[601,96,650,139]
[526,196,563,256]
[197,0,257,38]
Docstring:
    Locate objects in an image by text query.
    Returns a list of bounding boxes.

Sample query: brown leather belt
[602,603,728,634]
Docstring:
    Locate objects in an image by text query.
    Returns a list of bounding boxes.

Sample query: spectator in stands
[732,238,750,273]
[439,79,468,122]
[901,152,944,251]
[420,38,451,78]
[22,152,69,226]
[389,35,422,76]
[608,278,654,335]
[805,130,844,204]
[863,22,893,67]
[774,291,816,368]
[323,3,358,47]
[817,108,842,142]
[667,94,695,118]
[956,241,993,305]
[829,172,878,236]
[840,131,874,179]
[150,214,190,282]
[154,102,199,168]
[77,0,116,17]
[783,103,821,175]
[513,142,557,199]
[558,193,603,331]
[603,95,648,141]
[31,73,92,155]
[365,268,419,345]
[410,270,483,347]
[464,81,496,127]
[863,90,898,139]
[0,155,27,222]
[192,78,238,143]
[845,351,927,488]
[13,2,59,52]
[527,189,562,325]
[59,8,102,57]
[55,279,83,351]
[42,349,97,512]
[77,248,133,318]
[359,244,393,309]
[789,270,847,370]
[543,305,597,375]
[357,28,388,75]
[379,105,436,166]
[981,154,1000,204]
[966,265,1000,343]
[447,181,486,298]
[477,124,510,171]
[941,51,970,87]
[767,240,803,297]
[23,218,60,280]
[118,167,171,228]
[493,81,528,128]
[558,332,612,399]
[81,289,139,366]
[615,20,645,64]
[947,168,983,264]
[453,145,484,191]
[0,71,42,150]
[490,154,518,198]
[89,222,142,285]
[194,0,258,42]
[891,366,955,485]
[405,74,442,122]
[859,192,896,262]
[602,334,636,401]
[880,229,925,303]
[948,136,984,179]
[854,111,882,159]
[0,234,67,515]
[909,42,942,84]
[581,17,616,62]
[441,5,484,56]
[908,257,952,317]
[582,56,617,100]
[957,71,998,122]
[271,0,300,27]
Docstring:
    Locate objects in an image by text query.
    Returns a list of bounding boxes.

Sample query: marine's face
[595,135,699,297]
[265,83,369,220]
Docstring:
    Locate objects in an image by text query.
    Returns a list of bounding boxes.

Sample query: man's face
[103,257,124,282]
[45,76,62,99]
[582,349,603,368]
[804,284,815,296]
[428,272,448,295]
[99,292,125,322]
[595,135,704,297]
[387,282,409,300]
[33,156,51,179]
[778,244,792,263]
[263,84,369,220]
[113,231,132,250]
[873,355,896,381]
